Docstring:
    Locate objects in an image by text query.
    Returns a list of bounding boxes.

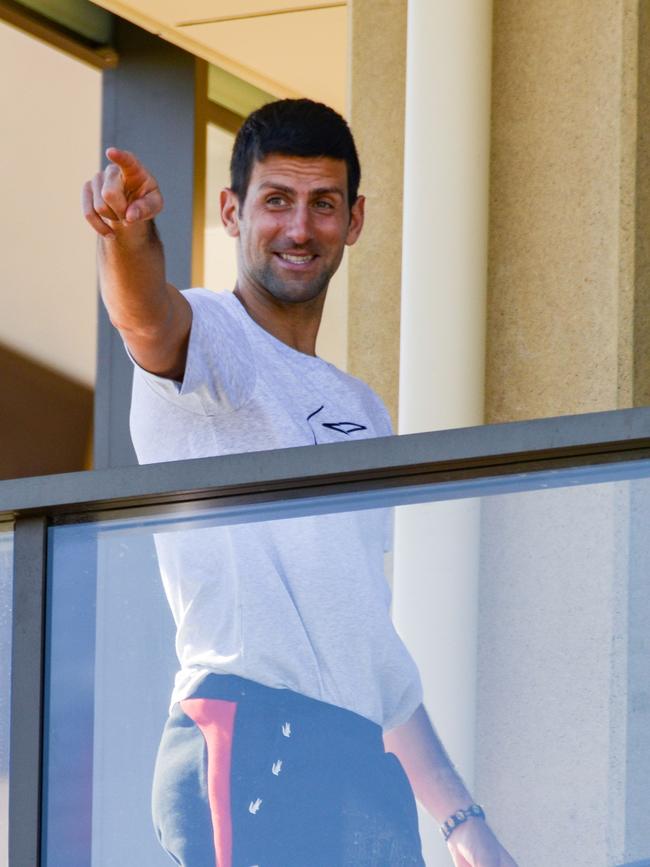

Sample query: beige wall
[633,1,650,406]
[0,20,101,387]
[477,484,630,866]
[479,8,650,865]
[485,0,639,423]
[348,0,649,426]
[347,0,407,426]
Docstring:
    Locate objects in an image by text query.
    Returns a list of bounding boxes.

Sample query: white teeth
[279,253,313,264]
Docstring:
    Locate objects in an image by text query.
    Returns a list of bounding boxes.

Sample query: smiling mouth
[276,252,317,265]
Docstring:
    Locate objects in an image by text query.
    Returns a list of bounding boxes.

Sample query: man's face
[221,154,364,304]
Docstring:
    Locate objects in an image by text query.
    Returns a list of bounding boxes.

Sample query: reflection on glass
[42,464,650,867]
[0,526,14,867]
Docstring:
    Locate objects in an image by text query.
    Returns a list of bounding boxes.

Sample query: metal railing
[4,405,650,865]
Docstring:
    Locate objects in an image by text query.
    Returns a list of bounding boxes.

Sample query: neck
[233,283,325,356]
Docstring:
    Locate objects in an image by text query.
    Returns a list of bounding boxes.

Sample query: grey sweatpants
[151,675,424,867]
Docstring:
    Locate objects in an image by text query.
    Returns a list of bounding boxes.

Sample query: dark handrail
[2,406,650,522]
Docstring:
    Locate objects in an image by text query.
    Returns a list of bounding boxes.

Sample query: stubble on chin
[255,262,332,305]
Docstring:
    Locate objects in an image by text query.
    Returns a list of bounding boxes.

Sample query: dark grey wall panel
[9,517,47,867]
[95,19,201,470]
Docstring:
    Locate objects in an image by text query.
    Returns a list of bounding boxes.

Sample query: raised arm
[82,148,192,381]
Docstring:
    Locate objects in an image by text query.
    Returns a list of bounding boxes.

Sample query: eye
[314,199,335,210]
[266,195,287,207]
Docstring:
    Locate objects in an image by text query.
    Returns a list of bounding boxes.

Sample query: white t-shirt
[129,289,422,729]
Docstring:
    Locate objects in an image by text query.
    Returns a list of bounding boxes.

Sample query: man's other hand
[447,817,519,867]
[82,148,163,238]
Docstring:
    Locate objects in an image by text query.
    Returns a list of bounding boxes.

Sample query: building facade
[1,2,650,866]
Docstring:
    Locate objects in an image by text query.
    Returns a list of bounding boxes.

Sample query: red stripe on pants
[181,698,237,867]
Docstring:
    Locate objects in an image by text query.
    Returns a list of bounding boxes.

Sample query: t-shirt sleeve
[127,289,256,415]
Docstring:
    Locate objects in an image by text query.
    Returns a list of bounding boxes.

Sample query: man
[83,99,517,867]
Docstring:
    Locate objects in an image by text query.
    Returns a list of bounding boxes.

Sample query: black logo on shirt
[306,406,367,443]
[322,422,367,435]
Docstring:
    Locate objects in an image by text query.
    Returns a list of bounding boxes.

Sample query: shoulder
[130,288,257,414]
[180,287,236,316]
[326,364,394,435]
[180,288,250,348]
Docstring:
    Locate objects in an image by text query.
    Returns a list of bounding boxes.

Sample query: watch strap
[440,803,486,842]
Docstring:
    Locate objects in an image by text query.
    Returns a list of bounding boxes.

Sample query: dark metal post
[9,516,47,867]
[95,19,207,469]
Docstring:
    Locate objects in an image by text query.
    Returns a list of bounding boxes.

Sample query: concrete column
[398,1,492,435]
[391,2,493,864]
[393,500,483,865]
[347,0,408,425]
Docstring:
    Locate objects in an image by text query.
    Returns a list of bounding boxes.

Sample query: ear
[220,188,241,238]
[345,194,365,247]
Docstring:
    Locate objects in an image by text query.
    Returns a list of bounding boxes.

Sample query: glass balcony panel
[0,525,14,867]
[41,460,650,867]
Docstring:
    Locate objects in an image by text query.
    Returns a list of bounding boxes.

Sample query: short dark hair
[230,98,361,207]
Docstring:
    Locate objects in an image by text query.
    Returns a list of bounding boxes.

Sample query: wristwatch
[440,804,486,842]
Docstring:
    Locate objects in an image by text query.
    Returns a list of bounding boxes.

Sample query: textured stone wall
[347,0,407,427]
[485,0,639,422]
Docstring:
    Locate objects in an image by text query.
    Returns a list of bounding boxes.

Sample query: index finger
[105,147,147,183]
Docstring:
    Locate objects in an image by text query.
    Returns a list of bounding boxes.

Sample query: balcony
[3,409,650,866]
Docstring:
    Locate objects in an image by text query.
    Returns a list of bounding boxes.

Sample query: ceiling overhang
[91,0,348,110]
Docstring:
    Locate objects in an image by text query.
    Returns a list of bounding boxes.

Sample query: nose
[285,202,313,247]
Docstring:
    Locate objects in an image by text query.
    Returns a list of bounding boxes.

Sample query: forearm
[385,706,519,864]
[98,221,191,378]
[383,703,473,822]
[98,220,169,335]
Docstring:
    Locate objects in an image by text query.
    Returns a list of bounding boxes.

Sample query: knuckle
[85,214,104,233]
[93,199,112,217]
[101,187,118,206]
[103,185,126,210]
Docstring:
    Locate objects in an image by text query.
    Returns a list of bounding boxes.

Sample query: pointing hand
[82,148,164,238]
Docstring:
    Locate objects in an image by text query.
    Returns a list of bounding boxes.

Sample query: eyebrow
[258,182,345,198]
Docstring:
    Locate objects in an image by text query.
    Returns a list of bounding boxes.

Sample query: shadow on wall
[0,342,93,479]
